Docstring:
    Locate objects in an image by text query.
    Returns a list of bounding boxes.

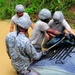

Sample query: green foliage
[0,0,75,20]
[25,5,37,14]
[63,11,75,29]
[0,7,12,19]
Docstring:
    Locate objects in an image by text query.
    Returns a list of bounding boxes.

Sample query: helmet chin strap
[54,21,60,25]
[17,26,28,35]
[54,20,61,25]
[56,22,60,25]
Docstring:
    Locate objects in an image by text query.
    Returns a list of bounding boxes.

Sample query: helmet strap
[41,19,50,23]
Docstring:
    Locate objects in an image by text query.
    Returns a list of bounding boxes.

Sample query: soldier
[30,8,61,52]
[10,4,34,37]
[43,11,75,48]
[5,16,45,75]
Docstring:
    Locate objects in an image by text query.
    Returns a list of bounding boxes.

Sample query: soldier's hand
[42,50,48,55]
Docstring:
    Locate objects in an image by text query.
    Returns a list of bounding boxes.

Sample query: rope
[46,36,65,51]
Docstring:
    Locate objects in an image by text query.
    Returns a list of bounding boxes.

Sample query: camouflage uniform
[5,32,42,74]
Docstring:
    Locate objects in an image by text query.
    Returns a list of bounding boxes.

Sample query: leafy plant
[0,0,75,21]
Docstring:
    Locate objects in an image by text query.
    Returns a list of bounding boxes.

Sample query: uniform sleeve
[25,40,42,60]
[24,13,30,19]
[48,19,54,28]
[11,17,15,25]
[62,19,71,30]
[5,36,11,58]
[5,32,16,58]
[39,22,49,31]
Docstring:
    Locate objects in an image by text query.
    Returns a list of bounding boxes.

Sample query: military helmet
[53,11,64,22]
[16,16,32,29]
[38,8,51,20]
[15,4,24,12]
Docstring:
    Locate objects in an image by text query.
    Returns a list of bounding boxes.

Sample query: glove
[69,34,75,41]
[65,34,71,40]
[60,32,65,36]
[69,34,75,39]
[42,50,48,55]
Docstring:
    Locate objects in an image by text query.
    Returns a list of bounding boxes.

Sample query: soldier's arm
[10,24,14,32]
[25,41,42,60]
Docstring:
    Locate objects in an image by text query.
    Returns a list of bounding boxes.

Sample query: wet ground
[0,20,75,75]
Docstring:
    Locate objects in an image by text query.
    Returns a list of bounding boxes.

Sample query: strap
[46,36,65,51]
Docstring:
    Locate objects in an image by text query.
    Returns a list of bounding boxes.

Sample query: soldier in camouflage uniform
[5,16,44,75]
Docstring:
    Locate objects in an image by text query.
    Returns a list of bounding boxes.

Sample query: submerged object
[31,34,75,75]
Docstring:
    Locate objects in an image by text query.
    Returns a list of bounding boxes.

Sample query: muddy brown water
[0,20,75,75]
